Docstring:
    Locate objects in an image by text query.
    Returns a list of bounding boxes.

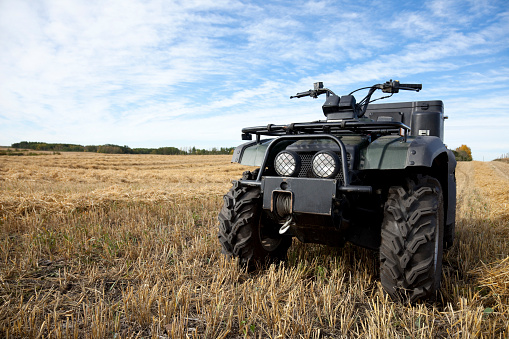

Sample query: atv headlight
[274,150,301,177]
[312,151,340,178]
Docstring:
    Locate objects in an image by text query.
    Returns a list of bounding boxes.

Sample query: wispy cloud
[0,0,508,160]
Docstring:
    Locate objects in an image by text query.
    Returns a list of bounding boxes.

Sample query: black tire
[380,175,444,302]
[218,176,292,268]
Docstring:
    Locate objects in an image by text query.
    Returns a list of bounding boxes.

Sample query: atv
[218,80,456,302]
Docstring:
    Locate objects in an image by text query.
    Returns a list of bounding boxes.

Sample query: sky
[0,0,508,160]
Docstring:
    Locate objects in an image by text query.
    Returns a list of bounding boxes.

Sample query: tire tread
[380,175,444,302]
[218,175,291,268]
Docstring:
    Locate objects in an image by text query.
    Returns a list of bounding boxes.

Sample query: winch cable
[275,193,292,217]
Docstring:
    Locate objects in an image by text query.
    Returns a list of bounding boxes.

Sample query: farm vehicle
[218,80,457,302]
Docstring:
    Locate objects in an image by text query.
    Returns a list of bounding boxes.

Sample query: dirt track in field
[490,160,509,182]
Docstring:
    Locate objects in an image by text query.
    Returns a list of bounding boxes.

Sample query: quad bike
[218,80,456,302]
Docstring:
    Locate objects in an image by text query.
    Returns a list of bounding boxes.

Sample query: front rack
[242,120,410,142]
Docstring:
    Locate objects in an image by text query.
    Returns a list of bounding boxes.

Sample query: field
[1,153,508,338]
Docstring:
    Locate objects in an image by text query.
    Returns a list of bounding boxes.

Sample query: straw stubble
[0,153,507,337]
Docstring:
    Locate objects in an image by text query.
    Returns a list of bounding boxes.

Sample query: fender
[446,149,457,226]
[232,139,294,166]
[361,135,448,170]
[231,139,272,166]
[362,135,456,226]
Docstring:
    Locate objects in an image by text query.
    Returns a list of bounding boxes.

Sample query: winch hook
[279,216,293,234]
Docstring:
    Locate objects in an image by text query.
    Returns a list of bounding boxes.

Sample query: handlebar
[292,80,422,99]
[290,79,422,118]
[290,82,336,99]
[290,90,313,99]
[399,83,422,90]
[379,80,422,93]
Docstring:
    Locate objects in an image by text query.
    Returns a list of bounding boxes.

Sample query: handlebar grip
[296,91,310,97]
[290,90,312,99]
[399,83,422,91]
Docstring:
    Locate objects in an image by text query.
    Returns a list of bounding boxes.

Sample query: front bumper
[261,177,337,216]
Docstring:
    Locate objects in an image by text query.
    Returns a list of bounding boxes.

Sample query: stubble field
[0,153,508,338]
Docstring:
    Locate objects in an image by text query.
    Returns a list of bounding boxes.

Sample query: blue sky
[0,0,508,160]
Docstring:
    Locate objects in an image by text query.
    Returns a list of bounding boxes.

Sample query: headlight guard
[274,150,301,177]
[312,151,340,178]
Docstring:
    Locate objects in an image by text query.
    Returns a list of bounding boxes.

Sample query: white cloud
[0,0,508,161]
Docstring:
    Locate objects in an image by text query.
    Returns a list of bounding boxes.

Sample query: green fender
[232,139,294,166]
[233,135,448,170]
[231,140,271,166]
[360,135,448,170]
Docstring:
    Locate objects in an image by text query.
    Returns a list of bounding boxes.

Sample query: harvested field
[0,153,508,338]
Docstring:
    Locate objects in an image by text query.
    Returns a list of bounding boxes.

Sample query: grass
[494,156,509,164]
[0,153,508,338]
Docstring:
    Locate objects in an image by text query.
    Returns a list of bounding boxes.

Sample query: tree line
[11,141,477,160]
[11,141,234,155]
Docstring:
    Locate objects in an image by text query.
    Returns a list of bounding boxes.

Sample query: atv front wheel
[380,175,444,302]
[218,178,292,268]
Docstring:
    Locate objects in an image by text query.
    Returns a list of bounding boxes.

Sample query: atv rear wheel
[218,179,292,268]
[380,175,444,302]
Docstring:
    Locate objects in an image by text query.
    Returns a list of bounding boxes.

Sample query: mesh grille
[297,152,350,181]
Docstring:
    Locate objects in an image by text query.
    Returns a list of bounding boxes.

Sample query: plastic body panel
[231,139,273,166]
[360,135,448,170]
[360,136,408,169]
[234,134,449,171]
[233,136,367,168]
[446,149,457,225]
